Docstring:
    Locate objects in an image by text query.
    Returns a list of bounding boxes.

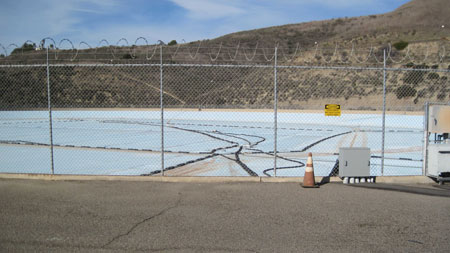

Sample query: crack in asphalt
[102,192,182,249]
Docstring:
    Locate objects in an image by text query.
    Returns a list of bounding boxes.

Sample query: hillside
[207,0,449,49]
[1,0,449,111]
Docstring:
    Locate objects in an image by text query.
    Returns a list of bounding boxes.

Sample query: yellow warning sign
[325,104,341,116]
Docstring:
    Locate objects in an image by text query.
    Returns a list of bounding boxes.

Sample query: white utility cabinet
[339,147,371,177]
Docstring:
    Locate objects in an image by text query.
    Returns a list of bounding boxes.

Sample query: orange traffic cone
[302,152,319,188]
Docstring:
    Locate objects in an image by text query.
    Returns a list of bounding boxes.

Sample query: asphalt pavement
[1,179,449,252]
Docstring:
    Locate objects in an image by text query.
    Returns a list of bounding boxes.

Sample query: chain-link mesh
[1,46,449,177]
[276,67,384,177]
[162,65,274,176]
[383,66,450,176]
[0,66,52,173]
[47,65,163,175]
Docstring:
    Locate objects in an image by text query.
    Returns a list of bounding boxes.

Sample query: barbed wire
[261,43,277,62]
[227,42,240,61]
[279,42,300,62]
[181,39,202,60]
[0,37,449,64]
[73,41,93,60]
[351,44,373,64]
[208,42,222,61]
[242,42,258,62]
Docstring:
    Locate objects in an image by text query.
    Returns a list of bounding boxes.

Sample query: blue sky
[0,0,410,51]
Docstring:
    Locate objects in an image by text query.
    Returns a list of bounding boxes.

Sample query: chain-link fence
[0,45,449,177]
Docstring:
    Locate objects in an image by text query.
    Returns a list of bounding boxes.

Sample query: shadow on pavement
[348,183,450,198]
[318,176,331,186]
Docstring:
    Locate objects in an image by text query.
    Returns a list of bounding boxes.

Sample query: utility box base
[339,147,371,177]
[427,144,450,183]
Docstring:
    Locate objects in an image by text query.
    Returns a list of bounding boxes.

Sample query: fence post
[46,47,55,175]
[381,49,387,176]
[273,47,278,177]
[422,102,429,176]
[160,44,165,176]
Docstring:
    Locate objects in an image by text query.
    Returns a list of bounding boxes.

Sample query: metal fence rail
[0,46,449,177]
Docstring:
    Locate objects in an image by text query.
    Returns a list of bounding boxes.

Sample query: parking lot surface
[1,179,449,252]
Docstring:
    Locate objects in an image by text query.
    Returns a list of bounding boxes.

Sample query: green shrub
[396,85,417,99]
[404,71,424,85]
[414,64,428,69]
[393,41,408,51]
[11,43,36,54]
[428,73,440,80]
[168,40,177,46]
[416,89,427,98]
[122,53,133,59]
[437,91,446,100]
[334,18,345,25]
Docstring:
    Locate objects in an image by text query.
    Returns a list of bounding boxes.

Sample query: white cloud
[0,0,122,47]
[169,0,245,19]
